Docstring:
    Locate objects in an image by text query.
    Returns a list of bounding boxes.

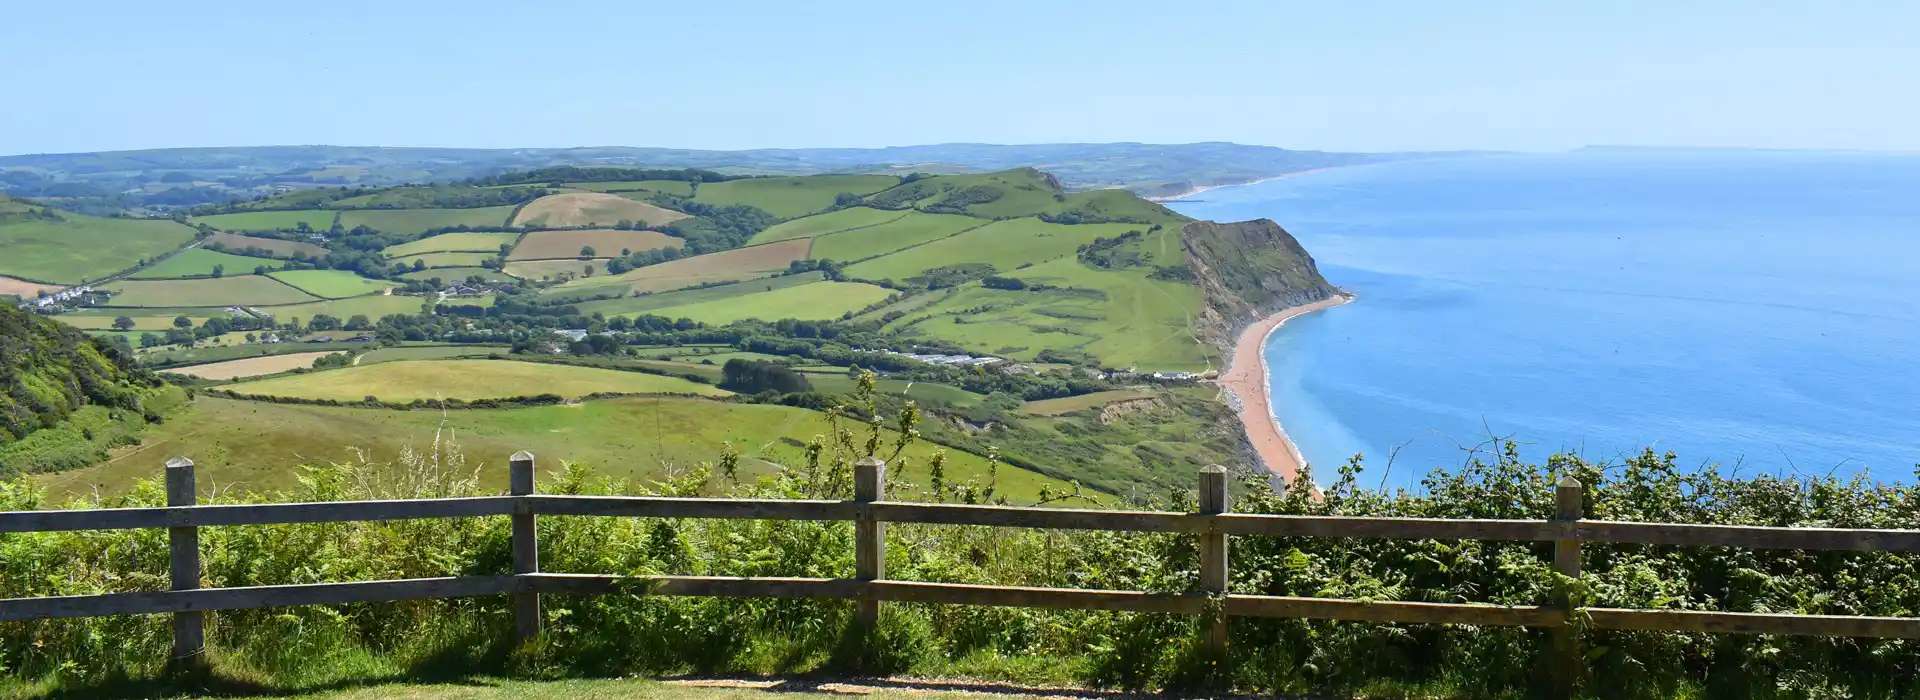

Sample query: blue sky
[2,1,1914,155]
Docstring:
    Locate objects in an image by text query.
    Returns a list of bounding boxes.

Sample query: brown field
[159,351,345,380]
[507,229,684,260]
[511,193,690,229]
[0,275,62,297]
[204,231,328,258]
[553,238,811,296]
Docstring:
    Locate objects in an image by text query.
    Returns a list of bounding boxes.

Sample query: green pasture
[694,174,900,219]
[644,281,895,325]
[267,270,396,299]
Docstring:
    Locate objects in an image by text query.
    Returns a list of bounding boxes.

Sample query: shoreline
[1144,166,1345,202]
[1217,294,1354,486]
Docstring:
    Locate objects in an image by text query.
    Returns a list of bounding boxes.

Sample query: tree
[579,246,597,258]
[173,316,193,329]
[344,315,372,331]
[211,264,224,278]
[254,265,270,276]
[309,314,341,331]
[834,192,862,207]
[719,359,813,394]
[413,259,427,272]
[112,316,136,331]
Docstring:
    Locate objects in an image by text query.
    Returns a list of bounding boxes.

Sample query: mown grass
[511,194,688,229]
[191,210,338,232]
[128,249,279,280]
[337,208,516,236]
[383,232,521,258]
[356,345,511,364]
[267,270,396,299]
[695,175,900,220]
[645,282,895,325]
[748,207,906,245]
[102,276,320,307]
[223,359,730,402]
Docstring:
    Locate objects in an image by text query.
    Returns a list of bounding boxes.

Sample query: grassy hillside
[694,174,900,219]
[0,304,161,477]
[809,211,984,262]
[191,210,336,232]
[222,359,730,402]
[509,229,681,260]
[337,207,515,235]
[748,206,905,245]
[643,281,896,325]
[395,252,499,269]
[0,203,198,283]
[126,248,276,279]
[202,231,327,258]
[511,193,688,228]
[563,179,695,196]
[549,238,810,296]
[267,270,396,299]
[844,219,1141,281]
[102,276,320,307]
[382,231,520,257]
[571,272,826,318]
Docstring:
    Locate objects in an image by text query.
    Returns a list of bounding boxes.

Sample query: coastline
[1217,294,1354,486]
[1145,166,1344,202]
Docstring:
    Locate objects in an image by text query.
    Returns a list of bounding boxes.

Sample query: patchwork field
[35,396,1066,501]
[0,275,62,298]
[128,248,277,279]
[398,267,514,284]
[844,218,1143,281]
[223,359,731,401]
[571,272,826,318]
[337,207,515,235]
[809,212,983,262]
[159,352,347,380]
[58,314,211,331]
[268,270,396,298]
[644,281,895,325]
[356,345,508,364]
[203,231,328,258]
[1018,388,1157,416]
[563,180,695,196]
[693,175,899,220]
[508,229,683,260]
[550,238,810,296]
[748,206,906,245]
[0,214,198,283]
[382,231,520,257]
[391,252,497,269]
[253,294,428,321]
[511,193,688,228]
[191,210,337,232]
[503,258,611,281]
[103,276,320,307]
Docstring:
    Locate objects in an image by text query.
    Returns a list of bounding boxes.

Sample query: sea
[1167,151,1920,491]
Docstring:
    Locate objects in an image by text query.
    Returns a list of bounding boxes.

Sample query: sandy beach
[1145,167,1345,202]
[1218,294,1354,485]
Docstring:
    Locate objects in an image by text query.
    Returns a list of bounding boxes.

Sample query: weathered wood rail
[5,453,1920,676]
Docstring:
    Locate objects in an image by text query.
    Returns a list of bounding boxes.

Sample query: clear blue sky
[3,1,1915,155]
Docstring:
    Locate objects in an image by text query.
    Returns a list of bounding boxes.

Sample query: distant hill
[0,142,1483,214]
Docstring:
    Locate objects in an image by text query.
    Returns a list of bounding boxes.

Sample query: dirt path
[1216,295,1353,487]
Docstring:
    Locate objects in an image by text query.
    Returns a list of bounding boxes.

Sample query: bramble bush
[2,374,1918,699]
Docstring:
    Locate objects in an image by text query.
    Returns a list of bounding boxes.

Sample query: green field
[34,395,1066,502]
[502,258,610,281]
[809,211,983,262]
[548,238,810,296]
[694,175,900,219]
[1018,388,1157,416]
[398,266,514,284]
[127,248,278,279]
[224,359,730,401]
[844,218,1142,282]
[267,270,396,299]
[58,314,211,331]
[135,341,350,368]
[103,276,320,307]
[252,294,429,321]
[0,213,198,284]
[336,207,515,235]
[203,231,328,258]
[190,210,337,232]
[355,344,508,364]
[564,179,696,196]
[392,252,498,269]
[382,231,519,257]
[747,206,906,244]
[644,281,895,324]
[571,272,826,318]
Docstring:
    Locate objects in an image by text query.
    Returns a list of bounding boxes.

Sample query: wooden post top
[165,456,194,470]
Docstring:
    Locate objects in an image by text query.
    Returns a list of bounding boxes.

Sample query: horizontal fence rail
[2,454,1917,680]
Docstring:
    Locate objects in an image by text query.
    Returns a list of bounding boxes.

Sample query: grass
[694,175,900,220]
[102,276,320,307]
[508,229,682,260]
[191,210,337,232]
[0,275,62,298]
[844,219,1142,282]
[748,207,906,245]
[646,281,896,325]
[35,395,1065,501]
[571,272,825,318]
[159,351,348,380]
[268,270,397,299]
[502,258,611,281]
[254,294,432,321]
[398,267,515,284]
[562,179,696,196]
[810,212,983,262]
[550,239,810,296]
[807,375,988,409]
[1018,389,1157,416]
[511,193,689,228]
[0,213,198,284]
[393,252,499,269]
[204,231,329,258]
[136,341,360,368]
[382,232,520,258]
[128,248,279,279]
[336,207,516,236]
[223,359,731,402]
[58,314,211,331]
[355,345,508,364]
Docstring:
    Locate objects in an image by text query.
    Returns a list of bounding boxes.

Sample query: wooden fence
[5,453,1920,676]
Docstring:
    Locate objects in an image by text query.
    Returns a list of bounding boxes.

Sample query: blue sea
[1168,152,1920,490]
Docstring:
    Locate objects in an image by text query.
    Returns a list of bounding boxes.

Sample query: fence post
[1198,465,1231,657]
[165,457,205,668]
[855,456,886,629]
[1552,475,1585,694]
[510,451,540,644]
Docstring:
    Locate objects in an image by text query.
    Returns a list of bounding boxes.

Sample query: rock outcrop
[1181,218,1341,354]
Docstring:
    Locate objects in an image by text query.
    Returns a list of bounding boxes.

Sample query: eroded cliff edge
[1182,218,1342,358]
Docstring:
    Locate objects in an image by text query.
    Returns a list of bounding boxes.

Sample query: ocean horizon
[1169,152,1920,491]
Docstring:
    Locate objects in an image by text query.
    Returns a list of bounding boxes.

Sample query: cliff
[1182,219,1341,354]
